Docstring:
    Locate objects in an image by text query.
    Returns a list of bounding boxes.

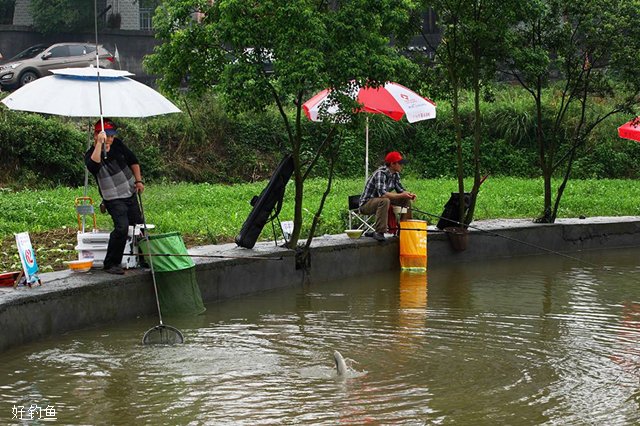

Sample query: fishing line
[409,206,601,268]
[141,253,283,261]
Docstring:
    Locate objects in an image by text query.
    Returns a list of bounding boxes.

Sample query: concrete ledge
[1,216,639,353]
[428,216,640,264]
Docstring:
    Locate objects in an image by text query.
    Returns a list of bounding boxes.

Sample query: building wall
[107,0,140,31]
[12,0,141,30]
[12,0,32,26]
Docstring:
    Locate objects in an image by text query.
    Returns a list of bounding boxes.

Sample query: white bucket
[393,205,408,215]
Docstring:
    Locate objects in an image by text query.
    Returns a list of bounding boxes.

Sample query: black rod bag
[235,154,295,248]
[436,192,471,230]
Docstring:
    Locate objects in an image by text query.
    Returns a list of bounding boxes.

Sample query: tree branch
[302,125,337,182]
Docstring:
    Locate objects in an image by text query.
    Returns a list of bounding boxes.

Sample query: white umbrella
[303,81,436,180]
[1,66,182,214]
[1,67,181,117]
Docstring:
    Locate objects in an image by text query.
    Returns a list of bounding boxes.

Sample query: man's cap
[385,151,407,164]
[94,119,117,135]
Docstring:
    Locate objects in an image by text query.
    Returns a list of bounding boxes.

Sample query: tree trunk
[465,42,482,226]
[288,135,303,248]
[535,79,553,223]
[447,62,465,225]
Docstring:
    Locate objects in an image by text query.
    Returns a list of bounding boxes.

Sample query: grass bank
[2,177,640,273]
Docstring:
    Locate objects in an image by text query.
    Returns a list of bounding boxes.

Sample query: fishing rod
[409,206,601,268]
[140,253,284,261]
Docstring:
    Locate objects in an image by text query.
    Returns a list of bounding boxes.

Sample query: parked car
[0,42,115,90]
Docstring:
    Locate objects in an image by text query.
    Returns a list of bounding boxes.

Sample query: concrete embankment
[1,216,639,353]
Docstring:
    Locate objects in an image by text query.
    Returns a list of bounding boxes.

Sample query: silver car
[0,42,115,90]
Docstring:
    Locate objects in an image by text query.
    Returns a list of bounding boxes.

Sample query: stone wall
[1,217,640,353]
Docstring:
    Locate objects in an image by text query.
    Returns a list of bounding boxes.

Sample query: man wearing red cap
[85,118,144,275]
[358,151,416,242]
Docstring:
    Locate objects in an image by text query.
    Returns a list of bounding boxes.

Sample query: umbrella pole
[83,121,91,199]
[365,116,369,182]
[94,0,106,160]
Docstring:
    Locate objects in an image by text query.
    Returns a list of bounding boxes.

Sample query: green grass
[3,177,640,240]
[2,177,640,273]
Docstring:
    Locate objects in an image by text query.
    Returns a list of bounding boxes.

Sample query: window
[139,0,160,30]
[68,45,86,56]
[140,7,153,30]
[48,46,70,58]
[13,45,47,60]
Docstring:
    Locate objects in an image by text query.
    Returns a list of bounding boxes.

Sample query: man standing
[85,119,144,275]
[359,151,416,242]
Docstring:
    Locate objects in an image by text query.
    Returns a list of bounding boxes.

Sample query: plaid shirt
[359,165,406,206]
[85,138,139,201]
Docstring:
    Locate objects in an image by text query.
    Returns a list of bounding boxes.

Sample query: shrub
[30,0,95,34]
[1,85,639,187]
[0,112,85,187]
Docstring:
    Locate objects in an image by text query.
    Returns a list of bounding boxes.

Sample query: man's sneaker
[103,265,125,275]
[370,232,386,242]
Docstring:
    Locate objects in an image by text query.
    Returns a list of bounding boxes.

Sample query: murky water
[1,248,639,425]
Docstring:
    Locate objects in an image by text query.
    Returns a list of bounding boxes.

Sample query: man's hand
[96,131,106,145]
[385,191,417,201]
[90,131,107,163]
[135,181,145,193]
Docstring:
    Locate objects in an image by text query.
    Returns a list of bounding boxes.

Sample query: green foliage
[0,90,289,188]
[0,0,15,24]
[146,0,422,246]
[483,88,536,147]
[3,84,640,188]
[0,111,86,187]
[573,138,640,179]
[29,0,96,34]
[502,0,640,221]
[115,106,288,184]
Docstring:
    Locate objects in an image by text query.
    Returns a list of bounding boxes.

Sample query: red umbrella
[618,117,640,142]
[303,81,436,180]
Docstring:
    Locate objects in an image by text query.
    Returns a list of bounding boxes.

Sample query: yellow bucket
[399,220,427,270]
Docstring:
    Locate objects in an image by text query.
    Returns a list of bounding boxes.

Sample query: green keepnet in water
[154,267,206,316]
[139,232,205,316]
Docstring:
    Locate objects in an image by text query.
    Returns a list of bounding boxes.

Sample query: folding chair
[347,194,375,232]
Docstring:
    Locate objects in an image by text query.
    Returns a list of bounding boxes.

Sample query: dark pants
[103,194,143,269]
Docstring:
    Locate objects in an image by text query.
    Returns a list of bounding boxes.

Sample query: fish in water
[333,350,348,376]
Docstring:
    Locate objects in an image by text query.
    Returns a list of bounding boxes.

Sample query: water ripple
[0,250,639,424]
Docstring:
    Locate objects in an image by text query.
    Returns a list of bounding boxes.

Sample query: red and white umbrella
[618,117,640,142]
[303,81,436,180]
